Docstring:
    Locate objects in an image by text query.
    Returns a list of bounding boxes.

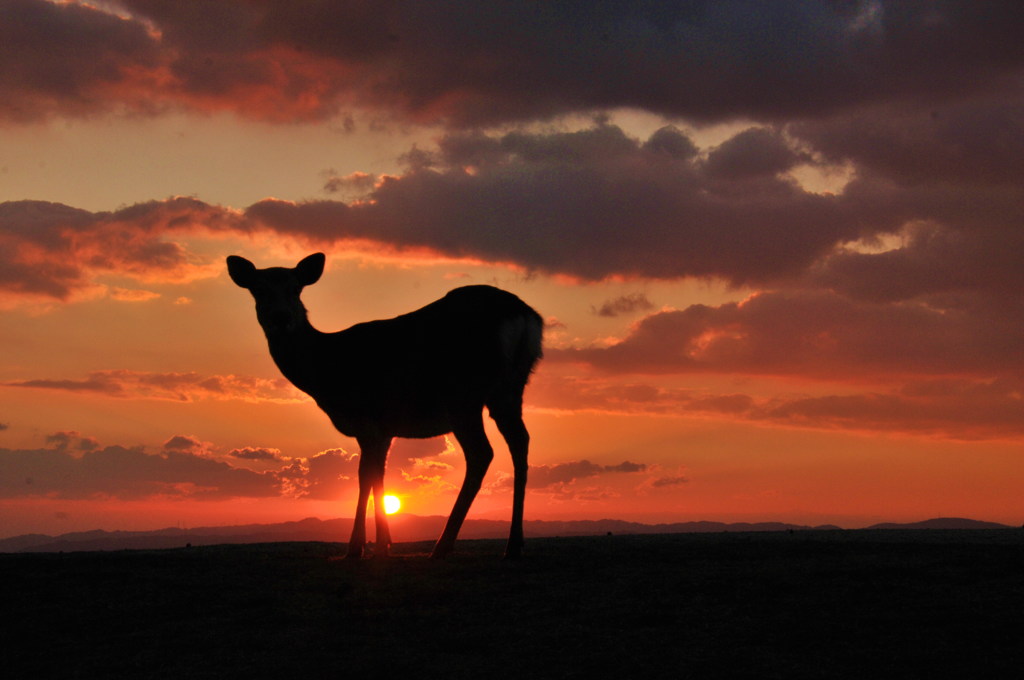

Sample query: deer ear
[295,252,325,286]
[226,255,257,288]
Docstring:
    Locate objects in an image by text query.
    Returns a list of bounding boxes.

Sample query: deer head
[226,252,326,336]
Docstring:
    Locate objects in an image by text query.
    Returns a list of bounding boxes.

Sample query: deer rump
[294,286,543,440]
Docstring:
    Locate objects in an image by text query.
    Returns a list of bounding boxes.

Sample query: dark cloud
[3,105,1020,301]
[234,119,1017,295]
[0,437,361,501]
[44,431,99,452]
[322,170,377,196]
[643,125,700,159]
[162,434,211,456]
[703,128,808,179]
[278,448,358,500]
[592,293,654,318]
[527,459,647,489]
[651,475,689,488]
[4,1,1023,126]
[791,96,1024,187]
[558,289,1023,378]
[531,372,1024,441]
[0,0,160,121]
[753,377,1024,441]
[45,431,75,450]
[245,124,858,284]
[0,444,280,500]
[0,198,241,302]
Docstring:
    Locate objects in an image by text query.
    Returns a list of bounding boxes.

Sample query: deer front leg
[348,435,392,559]
[373,476,392,558]
[347,467,372,559]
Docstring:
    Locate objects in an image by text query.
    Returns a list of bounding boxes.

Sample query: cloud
[3,105,1020,304]
[4,369,305,403]
[278,448,358,500]
[792,95,1024,188]
[0,443,280,500]
[3,2,1023,127]
[527,459,647,489]
[162,434,215,457]
[0,0,160,122]
[0,435,354,501]
[651,475,689,488]
[0,198,240,303]
[0,92,1019,451]
[557,289,1024,379]
[44,431,100,452]
[237,119,1020,298]
[228,446,284,462]
[244,124,862,284]
[592,293,654,318]
[322,170,378,196]
[753,378,1024,441]
[704,127,809,180]
[109,287,161,302]
[530,372,1024,441]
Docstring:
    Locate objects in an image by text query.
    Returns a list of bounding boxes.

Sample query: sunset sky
[2,0,1023,538]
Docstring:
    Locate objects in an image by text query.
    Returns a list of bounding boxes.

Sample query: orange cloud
[3,369,305,404]
[557,290,1024,379]
[0,441,280,501]
[0,198,241,303]
[529,372,1024,441]
[109,287,161,302]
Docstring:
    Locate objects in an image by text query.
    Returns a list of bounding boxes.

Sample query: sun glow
[383,495,402,515]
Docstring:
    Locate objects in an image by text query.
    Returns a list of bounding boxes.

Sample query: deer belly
[318,394,454,440]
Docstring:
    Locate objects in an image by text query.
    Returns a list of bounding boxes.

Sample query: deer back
[276,285,541,439]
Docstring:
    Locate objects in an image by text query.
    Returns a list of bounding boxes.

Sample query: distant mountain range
[0,516,1014,554]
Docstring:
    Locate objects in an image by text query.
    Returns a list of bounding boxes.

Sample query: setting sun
[383,495,401,515]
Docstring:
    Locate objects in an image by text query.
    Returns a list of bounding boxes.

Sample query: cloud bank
[3,1,1022,127]
[4,369,304,403]
[3,0,1021,446]
[0,432,658,504]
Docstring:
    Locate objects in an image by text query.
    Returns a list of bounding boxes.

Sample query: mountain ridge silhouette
[1,515,1013,553]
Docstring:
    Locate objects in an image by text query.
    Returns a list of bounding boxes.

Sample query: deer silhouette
[227,253,543,559]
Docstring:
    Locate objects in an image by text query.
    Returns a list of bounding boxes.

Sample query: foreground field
[3,530,1023,678]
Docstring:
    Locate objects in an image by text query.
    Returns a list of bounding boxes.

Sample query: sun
[383,494,402,515]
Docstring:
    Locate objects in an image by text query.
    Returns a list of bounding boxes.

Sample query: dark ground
[3,530,1023,679]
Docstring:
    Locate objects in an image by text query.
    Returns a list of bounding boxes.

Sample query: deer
[226,253,543,559]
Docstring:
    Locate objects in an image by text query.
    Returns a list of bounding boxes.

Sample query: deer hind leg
[491,403,529,560]
[372,464,392,558]
[347,435,392,559]
[431,412,494,559]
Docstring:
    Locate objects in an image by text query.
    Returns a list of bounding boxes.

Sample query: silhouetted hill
[5,515,1011,553]
[865,517,1011,530]
[5,532,1024,678]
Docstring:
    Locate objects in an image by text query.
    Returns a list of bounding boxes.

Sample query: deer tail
[499,309,544,387]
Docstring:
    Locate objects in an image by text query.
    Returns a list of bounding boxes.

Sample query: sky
[2,0,1023,538]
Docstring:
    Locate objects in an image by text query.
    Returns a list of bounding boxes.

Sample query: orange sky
[2,1,1023,538]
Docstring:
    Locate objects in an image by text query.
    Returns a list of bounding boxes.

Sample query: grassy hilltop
[4,530,1024,679]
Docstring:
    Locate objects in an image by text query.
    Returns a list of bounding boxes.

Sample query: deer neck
[264,321,325,394]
